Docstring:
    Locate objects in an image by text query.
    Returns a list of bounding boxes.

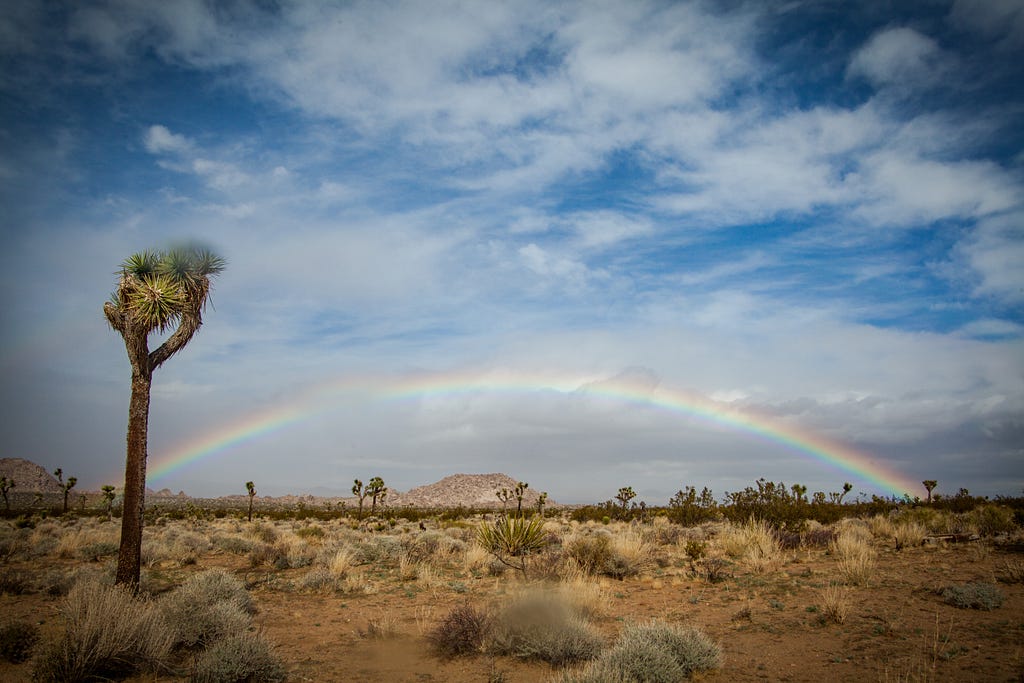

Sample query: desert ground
[0,500,1022,682]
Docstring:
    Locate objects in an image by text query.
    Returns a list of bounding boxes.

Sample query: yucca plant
[104,244,225,588]
[477,514,547,579]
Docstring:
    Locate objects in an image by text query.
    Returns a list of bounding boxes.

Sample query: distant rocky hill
[0,458,63,493]
[388,473,552,509]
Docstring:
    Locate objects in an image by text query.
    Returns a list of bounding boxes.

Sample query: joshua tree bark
[104,246,224,588]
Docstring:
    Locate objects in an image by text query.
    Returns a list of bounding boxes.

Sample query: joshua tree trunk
[115,367,152,587]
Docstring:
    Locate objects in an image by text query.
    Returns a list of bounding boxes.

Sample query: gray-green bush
[941,582,1004,610]
[191,634,287,683]
[160,569,254,649]
[487,593,602,665]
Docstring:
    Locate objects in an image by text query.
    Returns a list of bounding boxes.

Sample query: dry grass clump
[56,526,120,560]
[555,620,721,683]
[191,634,286,683]
[819,585,852,624]
[892,520,928,550]
[463,543,491,573]
[998,559,1024,584]
[565,529,651,580]
[33,582,174,682]
[868,514,897,539]
[487,590,603,666]
[830,528,877,586]
[718,519,783,573]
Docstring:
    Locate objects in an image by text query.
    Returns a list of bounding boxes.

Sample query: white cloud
[959,211,1024,303]
[847,27,950,90]
[143,124,191,155]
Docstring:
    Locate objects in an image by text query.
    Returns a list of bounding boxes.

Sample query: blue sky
[1,0,1021,503]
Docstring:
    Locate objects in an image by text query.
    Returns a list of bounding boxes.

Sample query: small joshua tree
[55,469,77,515]
[366,476,387,515]
[616,486,636,512]
[536,491,548,516]
[0,477,14,511]
[245,481,257,522]
[101,485,116,520]
[352,479,369,520]
[791,484,807,504]
[496,488,514,513]
[513,481,529,516]
[923,480,937,504]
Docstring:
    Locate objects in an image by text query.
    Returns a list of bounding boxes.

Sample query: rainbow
[145,371,918,496]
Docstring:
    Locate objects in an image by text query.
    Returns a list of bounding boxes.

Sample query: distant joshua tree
[0,476,14,511]
[101,485,116,520]
[513,481,529,516]
[54,469,77,515]
[496,487,514,513]
[246,481,257,522]
[922,480,938,504]
[615,486,636,511]
[352,479,368,520]
[536,491,548,516]
[791,484,807,504]
[366,476,388,515]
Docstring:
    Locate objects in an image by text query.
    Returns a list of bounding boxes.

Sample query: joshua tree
[615,486,636,511]
[352,479,368,520]
[922,480,937,504]
[54,469,77,514]
[366,476,387,515]
[513,481,529,516]
[536,491,548,516]
[791,484,807,504]
[101,485,116,520]
[246,481,257,522]
[104,245,225,588]
[838,482,853,504]
[0,477,14,511]
[496,487,514,513]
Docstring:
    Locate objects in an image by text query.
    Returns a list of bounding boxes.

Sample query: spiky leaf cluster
[106,244,225,335]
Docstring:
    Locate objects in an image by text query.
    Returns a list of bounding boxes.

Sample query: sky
[0,0,1022,504]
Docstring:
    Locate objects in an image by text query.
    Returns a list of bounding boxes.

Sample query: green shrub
[967,505,1017,536]
[428,603,490,658]
[32,582,174,682]
[559,620,721,683]
[941,582,1004,610]
[160,569,254,649]
[294,525,325,539]
[0,620,39,663]
[191,634,286,683]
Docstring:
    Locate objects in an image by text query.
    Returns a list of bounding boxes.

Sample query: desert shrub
[294,524,325,539]
[693,557,732,584]
[248,542,286,568]
[191,634,286,683]
[160,569,254,649]
[248,523,279,544]
[428,603,491,658]
[967,505,1017,536]
[212,534,255,555]
[0,569,30,595]
[683,539,706,560]
[566,533,612,574]
[941,582,1004,610]
[801,527,836,548]
[32,582,174,682]
[0,620,39,663]
[487,592,603,665]
[603,531,651,579]
[559,620,720,683]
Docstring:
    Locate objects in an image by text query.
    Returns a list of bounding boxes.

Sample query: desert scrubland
[0,495,1022,682]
